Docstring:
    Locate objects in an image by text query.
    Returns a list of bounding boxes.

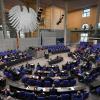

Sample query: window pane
[98,23,100,28]
[84,9,90,13]
[82,8,90,17]
[20,31,25,38]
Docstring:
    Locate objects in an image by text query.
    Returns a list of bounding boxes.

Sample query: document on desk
[69,87,75,90]
[26,86,30,89]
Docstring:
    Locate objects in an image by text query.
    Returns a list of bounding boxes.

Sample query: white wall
[41,29,64,38]
[0,39,16,51]
[0,29,64,51]
[0,38,39,51]
[42,37,56,46]
[40,29,64,46]
[19,38,39,50]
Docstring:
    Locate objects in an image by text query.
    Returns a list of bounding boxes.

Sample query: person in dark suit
[38,89,46,97]
[43,76,53,84]
[50,84,57,95]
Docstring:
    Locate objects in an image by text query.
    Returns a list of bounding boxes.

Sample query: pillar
[64,1,68,46]
[95,0,100,34]
[36,0,41,46]
[0,0,7,39]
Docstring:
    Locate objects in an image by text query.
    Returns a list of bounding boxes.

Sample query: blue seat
[72,93,83,100]
[35,80,42,87]
[44,81,52,87]
[4,72,13,79]
[96,87,100,95]
[47,72,55,77]
[70,79,76,86]
[60,94,70,100]
[37,97,45,100]
[61,80,69,87]
[25,92,36,100]
[26,79,35,86]
[83,91,89,99]
[16,91,26,99]
[54,80,60,87]
[49,95,57,100]
[21,76,29,83]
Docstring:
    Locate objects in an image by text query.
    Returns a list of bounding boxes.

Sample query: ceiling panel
[3,0,99,12]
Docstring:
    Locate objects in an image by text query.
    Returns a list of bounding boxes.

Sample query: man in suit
[50,84,57,95]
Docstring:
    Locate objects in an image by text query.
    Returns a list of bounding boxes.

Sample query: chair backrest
[50,88,57,95]
[96,87,100,94]
[83,91,89,99]
[61,94,70,100]
[54,80,60,87]
[49,95,57,100]
[23,92,35,100]
[27,79,35,86]
[44,81,52,87]
[70,79,76,86]
[72,93,83,100]
[60,80,69,87]
[35,80,42,87]
[37,96,45,100]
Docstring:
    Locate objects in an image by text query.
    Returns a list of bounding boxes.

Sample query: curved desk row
[9,82,85,93]
[0,57,32,69]
[34,70,68,76]
[48,57,63,65]
[25,75,74,81]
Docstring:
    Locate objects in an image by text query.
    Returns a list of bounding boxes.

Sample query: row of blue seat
[21,76,76,87]
[43,45,70,54]
[79,42,100,49]
[36,65,59,71]
[12,91,89,100]
[0,50,17,56]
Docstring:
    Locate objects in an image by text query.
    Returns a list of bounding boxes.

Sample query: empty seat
[60,94,70,100]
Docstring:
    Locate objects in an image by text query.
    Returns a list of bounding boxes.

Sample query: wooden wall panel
[70,32,80,43]
[68,6,97,29]
[44,6,64,29]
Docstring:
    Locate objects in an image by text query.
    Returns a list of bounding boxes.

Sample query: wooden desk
[48,57,63,65]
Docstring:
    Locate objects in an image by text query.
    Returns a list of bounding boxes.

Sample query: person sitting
[38,89,46,97]
[37,63,41,67]
[48,69,55,77]
[38,74,41,80]
[25,62,31,69]
[76,91,81,97]
[43,76,53,84]
[20,65,24,71]
[50,84,57,95]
